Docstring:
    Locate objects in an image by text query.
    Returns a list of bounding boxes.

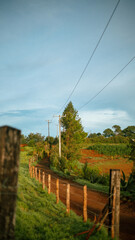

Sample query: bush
[82,162,109,186]
[58,156,68,172]
[82,162,99,183]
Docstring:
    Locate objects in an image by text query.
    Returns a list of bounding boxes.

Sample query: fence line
[29,160,120,239]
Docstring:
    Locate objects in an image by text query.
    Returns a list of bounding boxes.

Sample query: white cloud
[79,109,131,133]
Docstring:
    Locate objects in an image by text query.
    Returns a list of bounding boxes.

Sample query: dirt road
[36,159,135,240]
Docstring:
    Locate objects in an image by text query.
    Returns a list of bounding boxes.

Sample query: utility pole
[45,120,52,140]
[54,115,66,158]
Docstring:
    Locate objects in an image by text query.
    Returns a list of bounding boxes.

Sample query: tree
[122,126,135,138]
[61,101,87,161]
[112,125,122,135]
[103,128,114,138]
[21,134,27,144]
[88,133,98,138]
[26,133,45,146]
[129,139,135,179]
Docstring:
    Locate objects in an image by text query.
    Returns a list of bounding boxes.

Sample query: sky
[0,0,135,137]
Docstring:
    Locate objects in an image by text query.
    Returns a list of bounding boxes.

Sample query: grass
[74,179,109,194]
[50,166,109,194]
[15,149,110,240]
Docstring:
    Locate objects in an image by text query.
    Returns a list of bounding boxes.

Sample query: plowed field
[80,149,133,177]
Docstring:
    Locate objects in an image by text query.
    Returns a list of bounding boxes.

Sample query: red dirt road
[36,159,135,240]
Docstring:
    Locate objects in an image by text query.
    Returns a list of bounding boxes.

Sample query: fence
[29,159,120,239]
[0,125,120,240]
[0,126,21,240]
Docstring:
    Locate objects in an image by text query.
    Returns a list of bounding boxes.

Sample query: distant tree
[103,128,114,138]
[21,134,27,144]
[129,139,135,179]
[112,125,122,135]
[88,133,98,138]
[97,132,101,136]
[26,133,45,146]
[61,101,87,161]
[122,126,135,138]
[45,136,54,145]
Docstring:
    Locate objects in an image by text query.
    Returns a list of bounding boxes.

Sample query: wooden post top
[0,125,21,132]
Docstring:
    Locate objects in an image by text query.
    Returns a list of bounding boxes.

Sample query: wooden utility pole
[109,169,120,239]
[53,115,66,158]
[45,120,52,140]
[0,126,21,240]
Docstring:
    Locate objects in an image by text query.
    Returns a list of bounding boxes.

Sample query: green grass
[15,149,110,240]
[50,166,109,194]
[74,179,109,194]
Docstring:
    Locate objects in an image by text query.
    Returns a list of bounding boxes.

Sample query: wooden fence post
[48,174,51,194]
[0,126,21,240]
[42,172,45,190]
[39,170,41,182]
[56,179,59,204]
[30,166,32,178]
[83,185,87,222]
[32,166,35,178]
[109,169,120,239]
[66,183,70,214]
[35,167,37,180]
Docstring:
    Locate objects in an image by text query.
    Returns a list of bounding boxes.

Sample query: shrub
[121,171,135,192]
[58,156,68,172]
[82,162,100,183]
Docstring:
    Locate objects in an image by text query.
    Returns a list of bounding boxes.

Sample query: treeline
[21,133,58,147]
[88,125,135,144]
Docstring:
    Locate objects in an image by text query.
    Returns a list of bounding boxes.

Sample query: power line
[57,0,120,114]
[78,56,135,110]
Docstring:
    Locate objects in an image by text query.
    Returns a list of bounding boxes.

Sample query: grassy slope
[15,149,110,240]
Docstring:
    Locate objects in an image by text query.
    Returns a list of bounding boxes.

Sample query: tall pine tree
[61,102,87,161]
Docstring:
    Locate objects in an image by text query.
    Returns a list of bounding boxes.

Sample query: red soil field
[80,149,133,177]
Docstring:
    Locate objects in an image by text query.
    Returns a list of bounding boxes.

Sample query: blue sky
[0,0,135,137]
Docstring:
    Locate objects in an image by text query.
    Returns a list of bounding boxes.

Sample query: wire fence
[29,158,120,239]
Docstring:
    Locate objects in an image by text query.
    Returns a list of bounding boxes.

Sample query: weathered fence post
[109,169,120,239]
[0,126,21,240]
[30,166,32,178]
[56,179,59,204]
[83,185,87,222]
[66,183,70,214]
[35,167,37,180]
[39,169,41,182]
[32,166,35,178]
[42,172,45,190]
[48,174,51,194]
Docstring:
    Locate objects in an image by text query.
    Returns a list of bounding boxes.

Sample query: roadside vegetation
[20,102,135,201]
[15,148,109,240]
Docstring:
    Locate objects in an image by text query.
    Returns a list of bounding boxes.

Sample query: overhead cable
[57,0,120,114]
[78,56,135,110]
